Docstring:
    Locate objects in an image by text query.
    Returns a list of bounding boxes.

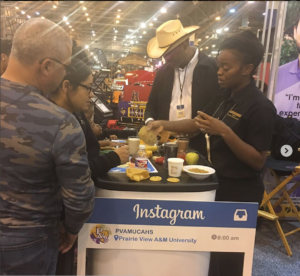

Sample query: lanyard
[205,100,236,165]
[178,66,188,105]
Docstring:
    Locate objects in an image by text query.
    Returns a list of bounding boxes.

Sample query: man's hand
[146,120,164,135]
[114,145,130,164]
[195,111,230,137]
[59,224,78,254]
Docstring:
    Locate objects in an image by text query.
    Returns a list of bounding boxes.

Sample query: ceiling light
[35,12,40,15]
[248,1,254,3]
[15,7,19,10]
[153,17,157,21]
[149,23,153,26]
[80,1,84,3]
[97,61,100,63]
[116,20,119,23]
[122,54,124,57]
[85,45,89,49]
[83,7,87,10]
[205,46,209,49]
[117,15,121,18]
[87,18,90,21]
[93,33,95,36]
[229,9,235,13]
[69,26,72,28]
[224,27,229,31]
[118,9,121,12]
[126,35,129,38]
[211,51,218,54]
[139,36,142,38]
[85,13,89,16]
[144,56,147,58]
[53,5,57,9]
[27,15,31,19]
[41,16,45,19]
[198,38,201,41]
[130,40,134,44]
[92,30,95,33]
[141,23,146,28]
[71,29,74,31]
[21,11,25,14]
[212,45,215,48]
[263,13,266,16]
[205,35,209,39]
[115,30,118,33]
[66,22,70,25]
[63,16,67,21]
[215,16,221,21]
[136,41,138,43]
[216,29,222,34]
[160,8,167,13]
[143,31,146,34]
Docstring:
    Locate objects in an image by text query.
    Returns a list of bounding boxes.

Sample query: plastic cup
[168,158,184,178]
[128,136,140,156]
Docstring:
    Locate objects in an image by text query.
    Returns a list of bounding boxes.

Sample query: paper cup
[168,158,184,177]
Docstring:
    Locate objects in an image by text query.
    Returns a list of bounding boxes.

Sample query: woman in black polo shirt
[148,31,276,276]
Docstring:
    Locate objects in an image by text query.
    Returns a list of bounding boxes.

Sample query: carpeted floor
[253,220,300,276]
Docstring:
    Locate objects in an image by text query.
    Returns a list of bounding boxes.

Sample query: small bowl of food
[183,165,215,180]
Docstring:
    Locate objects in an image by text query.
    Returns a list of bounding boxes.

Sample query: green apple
[186,152,199,165]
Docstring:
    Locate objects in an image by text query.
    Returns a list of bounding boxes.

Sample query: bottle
[135,145,148,170]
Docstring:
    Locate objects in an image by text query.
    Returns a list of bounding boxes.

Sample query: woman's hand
[195,111,230,137]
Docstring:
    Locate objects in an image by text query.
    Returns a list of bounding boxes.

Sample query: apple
[186,152,199,165]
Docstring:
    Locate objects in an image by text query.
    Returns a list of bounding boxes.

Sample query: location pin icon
[114,235,118,241]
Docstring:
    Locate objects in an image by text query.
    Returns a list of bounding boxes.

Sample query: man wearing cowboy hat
[145,20,219,155]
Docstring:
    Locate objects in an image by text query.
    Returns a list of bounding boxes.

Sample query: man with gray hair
[0,18,95,275]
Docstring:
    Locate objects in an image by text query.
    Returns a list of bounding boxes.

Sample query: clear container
[135,145,148,170]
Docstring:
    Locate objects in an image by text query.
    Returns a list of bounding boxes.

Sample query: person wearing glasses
[50,58,130,179]
[51,58,129,275]
[1,19,95,275]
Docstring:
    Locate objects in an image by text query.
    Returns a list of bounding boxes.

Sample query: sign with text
[78,198,258,276]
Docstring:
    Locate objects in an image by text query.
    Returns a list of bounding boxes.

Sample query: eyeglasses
[39,58,75,74]
[78,83,93,94]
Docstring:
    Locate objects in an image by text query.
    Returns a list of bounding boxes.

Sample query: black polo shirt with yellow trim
[203,80,277,180]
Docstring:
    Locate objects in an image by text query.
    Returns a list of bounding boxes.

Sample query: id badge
[177,104,185,118]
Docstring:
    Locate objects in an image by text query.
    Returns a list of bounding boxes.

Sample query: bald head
[11,18,72,66]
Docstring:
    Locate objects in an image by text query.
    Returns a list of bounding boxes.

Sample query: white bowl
[183,165,215,180]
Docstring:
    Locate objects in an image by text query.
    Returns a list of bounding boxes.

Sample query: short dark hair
[1,39,12,56]
[218,30,265,75]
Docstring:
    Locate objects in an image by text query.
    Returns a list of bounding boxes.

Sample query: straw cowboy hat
[147,20,200,59]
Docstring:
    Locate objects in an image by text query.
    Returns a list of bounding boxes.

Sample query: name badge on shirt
[177,104,185,118]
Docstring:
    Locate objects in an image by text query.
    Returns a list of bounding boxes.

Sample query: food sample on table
[152,156,161,161]
[188,168,209,174]
[146,150,153,158]
[167,178,180,183]
[126,168,150,182]
[154,157,164,164]
[145,145,158,152]
[138,126,157,145]
[150,176,162,182]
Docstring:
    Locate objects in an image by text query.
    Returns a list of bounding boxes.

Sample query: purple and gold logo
[90,224,112,244]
